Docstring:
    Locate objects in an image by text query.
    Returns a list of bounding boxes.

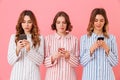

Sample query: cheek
[64,24,67,29]
[56,25,60,30]
[102,23,105,26]
[21,23,24,27]
[93,22,97,26]
[56,24,60,27]
[29,24,33,28]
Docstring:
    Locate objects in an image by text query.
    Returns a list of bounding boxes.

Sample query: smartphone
[58,48,65,52]
[19,34,27,40]
[97,37,104,40]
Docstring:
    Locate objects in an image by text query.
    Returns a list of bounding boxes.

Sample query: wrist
[90,48,94,57]
[65,52,70,60]
[16,48,20,56]
[26,47,30,52]
[65,55,70,60]
[105,48,110,56]
[51,55,57,64]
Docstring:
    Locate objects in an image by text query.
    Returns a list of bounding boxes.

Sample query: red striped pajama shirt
[44,33,80,80]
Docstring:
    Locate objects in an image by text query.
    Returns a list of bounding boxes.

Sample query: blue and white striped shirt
[80,33,118,80]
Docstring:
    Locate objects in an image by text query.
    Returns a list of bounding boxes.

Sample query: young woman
[44,11,79,80]
[8,10,44,80]
[80,8,118,80]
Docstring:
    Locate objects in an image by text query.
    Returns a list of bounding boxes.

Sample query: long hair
[15,10,40,47]
[51,11,73,32]
[87,8,109,38]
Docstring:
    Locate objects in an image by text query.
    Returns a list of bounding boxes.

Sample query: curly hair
[51,11,73,32]
[15,10,40,47]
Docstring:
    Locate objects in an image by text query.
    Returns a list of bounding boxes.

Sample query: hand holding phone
[58,48,65,52]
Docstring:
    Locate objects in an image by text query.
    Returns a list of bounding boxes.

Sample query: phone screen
[97,37,104,40]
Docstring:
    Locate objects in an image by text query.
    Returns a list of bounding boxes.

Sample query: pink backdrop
[0,0,120,80]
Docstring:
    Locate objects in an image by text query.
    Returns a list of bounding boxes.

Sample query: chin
[25,30,31,33]
[96,27,102,30]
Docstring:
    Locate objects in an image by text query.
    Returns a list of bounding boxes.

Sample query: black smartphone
[97,37,104,40]
[19,34,27,40]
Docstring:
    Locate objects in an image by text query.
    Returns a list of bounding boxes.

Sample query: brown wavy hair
[51,11,73,32]
[87,8,109,38]
[15,10,40,47]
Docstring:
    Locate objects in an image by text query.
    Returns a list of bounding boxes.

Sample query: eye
[62,21,66,24]
[28,20,32,23]
[94,19,98,22]
[56,21,60,24]
[100,19,104,22]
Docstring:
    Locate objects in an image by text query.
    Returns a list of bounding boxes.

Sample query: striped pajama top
[80,33,118,80]
[8,34,44,80]
[44,33,80,80]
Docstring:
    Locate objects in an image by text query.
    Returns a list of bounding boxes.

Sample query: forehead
[95,14,105,20]
[56,16,65,21]
[23,15,31,20]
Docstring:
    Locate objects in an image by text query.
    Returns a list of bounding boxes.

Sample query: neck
[57,32,67,37]
[93,30,103,35]
[24,32,31,35]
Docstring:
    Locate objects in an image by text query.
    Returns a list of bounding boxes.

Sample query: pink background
[0,0,120,80]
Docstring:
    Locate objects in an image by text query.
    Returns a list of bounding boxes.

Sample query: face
[21,15,33,34]
[93,14,105,32]
[56,16,67,34]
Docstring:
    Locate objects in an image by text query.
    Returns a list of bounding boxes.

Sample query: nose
[97,21,101,25]
[60,23,64,26]
[25,22,29,26]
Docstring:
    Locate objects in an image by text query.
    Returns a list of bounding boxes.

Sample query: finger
[58,48,61,52]
[96,43,100,47]
[21,45,24,47]
[61,48,65,51]
[22,40,29,44]
[58,51,61,54]
[100,40,104,45]
[61,54,64,57]
[61,50,65,54]
[23,39,27,41]
[23,44,26,46]
[24,40,29,43]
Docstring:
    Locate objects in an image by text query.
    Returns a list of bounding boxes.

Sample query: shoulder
[39,35,44,39]
[10,34,16,40]
[46,34,54,37]
[80,34,88,40]
[8,34,16,43]
[10,34,16,37]
[108,34,116,40]
[69,34,78,40]
[79,34,89,43]
[45,34,55,40]
[39,35,44,42]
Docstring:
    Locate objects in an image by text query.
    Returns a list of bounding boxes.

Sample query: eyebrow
[95,18,104,20]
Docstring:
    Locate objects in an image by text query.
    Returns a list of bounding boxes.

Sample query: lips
[96,26,101,28]
[60,28,64,30]
[25,28,29,30]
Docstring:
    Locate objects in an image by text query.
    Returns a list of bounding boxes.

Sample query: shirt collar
[26,34,31,38]
[92,32,104,38]
[55,33,71,39]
